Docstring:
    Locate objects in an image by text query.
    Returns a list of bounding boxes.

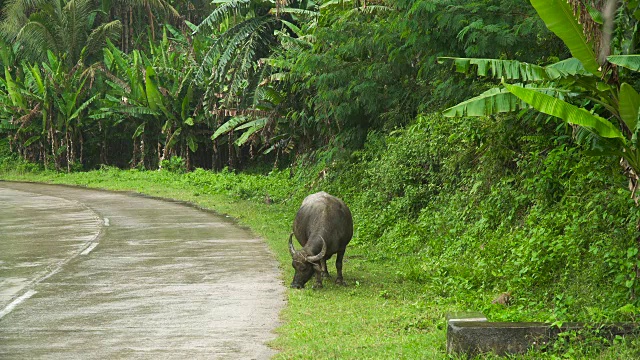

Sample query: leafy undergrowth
[2,111,640,358]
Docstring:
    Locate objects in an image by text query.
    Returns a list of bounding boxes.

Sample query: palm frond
[270,7,318,20]
[69,94,99,121]
[197,16,274,85]
[275,29,313,50]
[219,17,273,81]
[85,20,122,62]
[63,0,93,62]
[195,0,251,33]
[15,17,57,63]
[146,0,182,20]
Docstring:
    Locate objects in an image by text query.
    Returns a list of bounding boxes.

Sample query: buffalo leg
[321,259,331,279]
[335,248,346,285]
[312,269,324,289]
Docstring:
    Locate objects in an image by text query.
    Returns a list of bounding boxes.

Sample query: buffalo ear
[311,262,322,272]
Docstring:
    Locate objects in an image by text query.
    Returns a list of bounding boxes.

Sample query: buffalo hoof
[335,278,346,286]
[312,282,323,290]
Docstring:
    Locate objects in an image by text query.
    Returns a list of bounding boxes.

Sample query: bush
[316,112,639,321]
[160,156,187,173]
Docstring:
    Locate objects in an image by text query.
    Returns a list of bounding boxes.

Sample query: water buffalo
[288,191,353,289]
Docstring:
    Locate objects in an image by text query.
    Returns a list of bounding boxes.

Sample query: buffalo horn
[305,236,327,263]
[288,233,296,257]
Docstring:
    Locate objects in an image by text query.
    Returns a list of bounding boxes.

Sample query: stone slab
[447,315,639,356]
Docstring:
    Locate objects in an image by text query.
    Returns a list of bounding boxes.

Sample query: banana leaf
[443,87,527,117]
[187,134,198,153]
[529,0,601,76]
[212,115,248,140]
[235,118,268,146]
[619,83,640,133]
[607,55,640,72]
[5,68,25,109]
[504,83,623,139]
[438,58,549,81]
[545,57,590,77]
[438,57,590,82]
[145,66,163,112]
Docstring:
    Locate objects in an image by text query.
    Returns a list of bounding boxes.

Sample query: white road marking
[104,218,110,226]
[0,290,37,319]
[81,243,99,255]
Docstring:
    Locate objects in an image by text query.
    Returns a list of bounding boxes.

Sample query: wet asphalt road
[0,182,285,359]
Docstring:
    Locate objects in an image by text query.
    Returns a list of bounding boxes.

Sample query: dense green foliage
[0,0,558,170]
[330,114,640,321]
[3,0,640,357]
[3,112,640,357]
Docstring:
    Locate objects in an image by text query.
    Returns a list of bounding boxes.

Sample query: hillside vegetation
[3,111,640,357]
[2,0,640,358]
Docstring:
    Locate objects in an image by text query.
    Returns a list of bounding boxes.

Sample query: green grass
[1,164,639,359]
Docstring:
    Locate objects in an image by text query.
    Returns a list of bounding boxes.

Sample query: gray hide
[289,191,353,289]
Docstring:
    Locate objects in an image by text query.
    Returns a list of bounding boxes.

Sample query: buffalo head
[288,233,326,289]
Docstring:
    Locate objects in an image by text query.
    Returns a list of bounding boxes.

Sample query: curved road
[0,182,285,359]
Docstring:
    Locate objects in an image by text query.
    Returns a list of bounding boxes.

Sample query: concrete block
[447,317,639,356]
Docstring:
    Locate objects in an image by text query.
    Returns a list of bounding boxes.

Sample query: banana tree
[42,52,99,171]
[98,30,204,170]
[148,27,204,170]
[202,3,318,163]
[1,60,51,166]
[440,0,640,295]
[97,40,159,168]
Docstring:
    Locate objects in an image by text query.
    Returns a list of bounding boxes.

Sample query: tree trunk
[159,129,171,169]
[80,132,84,166]
[122,7,128,53]
[41,142,48,170]
[228,131,234,170]
[157,138,163,169]
[213,139,218,170]
[49,118,60,171]
[132,137,138,168]
[66,131,71,173]
[186,144,191,171]
[140,137,145,169]
[147,3,155,42]
[129,7,134,51]
[99,120,108,165]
